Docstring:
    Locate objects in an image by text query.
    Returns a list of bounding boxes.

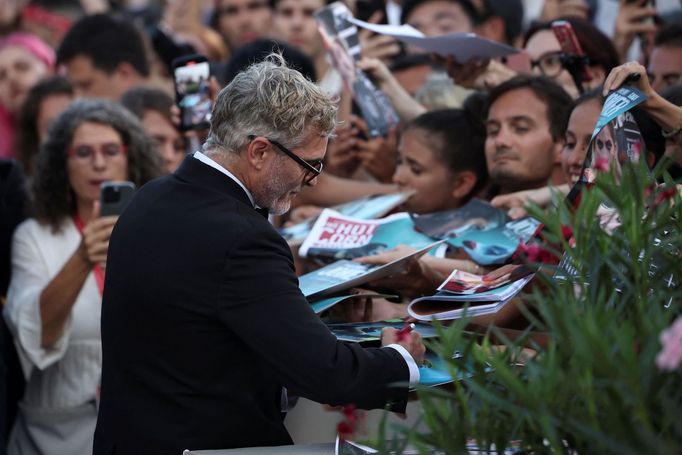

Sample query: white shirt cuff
[385,344,420,387]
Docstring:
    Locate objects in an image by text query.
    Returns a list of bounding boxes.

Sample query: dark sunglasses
[248,135,323,184]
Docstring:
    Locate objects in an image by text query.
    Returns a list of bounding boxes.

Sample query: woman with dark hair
[523,17,620,98]
[3,99,161,454]
[393,108,488,214]
[16,76,74,176]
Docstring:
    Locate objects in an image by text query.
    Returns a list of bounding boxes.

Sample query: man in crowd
[272,0,340,92]
[93,55,424,454]
[212,0,273,51]
[484,75,573,196]
[401,0,477,37]
[121,86,188,174]
[648,23,682,94]
[56,14,149,99]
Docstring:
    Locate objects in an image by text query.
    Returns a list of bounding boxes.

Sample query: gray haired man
[93,55,425,454]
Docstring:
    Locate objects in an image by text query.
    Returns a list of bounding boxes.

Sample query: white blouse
[3,217,102,410]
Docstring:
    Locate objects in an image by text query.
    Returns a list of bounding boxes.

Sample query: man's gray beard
[253,165,295,216]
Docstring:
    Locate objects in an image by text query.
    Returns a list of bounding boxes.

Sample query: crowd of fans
[0,0,681,453]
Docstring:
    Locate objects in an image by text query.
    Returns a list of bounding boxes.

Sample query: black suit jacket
[93,156,410,454]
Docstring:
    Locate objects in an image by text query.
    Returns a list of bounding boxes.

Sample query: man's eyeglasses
[530,51,564,78]
[68,142,128,162]
[248,135,323,185]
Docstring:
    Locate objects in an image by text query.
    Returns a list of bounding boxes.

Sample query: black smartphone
[171,54,212,131]
[100,181,136,217]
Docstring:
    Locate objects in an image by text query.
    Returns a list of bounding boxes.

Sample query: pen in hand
[396,323,415,342]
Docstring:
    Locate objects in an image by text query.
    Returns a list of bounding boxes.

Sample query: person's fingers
[352,116,370,137]
[626,23,658,34]
[92,199,101,219]
[381,327,398,345]
[508,206,528,220]
[367,9,384,24]
[358,10,384,40]
[366,43,402,61]
[628,7,657,21]
[364,34,397,48]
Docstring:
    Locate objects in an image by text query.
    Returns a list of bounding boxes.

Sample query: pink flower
[513,241,555,264]
[654,187,676,207]
[336,404,364,438]
[561,225,576,248]
[336,421,354,437]
[593,155,610,173]
[656,317,682,371]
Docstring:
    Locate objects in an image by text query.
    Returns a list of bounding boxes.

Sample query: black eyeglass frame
[529,51,565,78]
[248,135,323,184]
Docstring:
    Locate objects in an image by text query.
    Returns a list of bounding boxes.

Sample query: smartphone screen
[173,56,212,131]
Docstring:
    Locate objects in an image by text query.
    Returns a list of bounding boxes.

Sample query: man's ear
[245,137,271,171]
[451,170,478,202]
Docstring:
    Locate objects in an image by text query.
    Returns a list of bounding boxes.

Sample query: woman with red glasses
[3,99,161,454]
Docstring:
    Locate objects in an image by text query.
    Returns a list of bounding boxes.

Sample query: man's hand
[381,327,425,365]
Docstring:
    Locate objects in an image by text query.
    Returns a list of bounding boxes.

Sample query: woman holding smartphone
[3,99,161,454]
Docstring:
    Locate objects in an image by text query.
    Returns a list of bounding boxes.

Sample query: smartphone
[171,54,212,131]
[551,20,593,83]
[100,181,136,217]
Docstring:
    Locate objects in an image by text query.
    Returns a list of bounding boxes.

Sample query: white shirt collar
[193,151,256,207]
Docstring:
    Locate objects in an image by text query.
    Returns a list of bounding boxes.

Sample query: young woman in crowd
[16,76,74,176]
[393,108,487,214]
[3,100,161,454]
[0,32,54,158]
[523,18,620,98]
[354,107,490,307]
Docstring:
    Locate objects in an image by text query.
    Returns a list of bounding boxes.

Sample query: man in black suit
[93,54,424,454]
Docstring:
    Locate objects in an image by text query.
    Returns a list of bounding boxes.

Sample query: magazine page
[573,86,648,191]
[280,191,413,246]
[315,2,399,137]
[299,209,438,260]
[410,198,509,240]
[447,217,543,266]
[299,240,444,300]
[327,320,438,342]
[408,274,534,321]
[437,264,533,295]
[346,17,518,61]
